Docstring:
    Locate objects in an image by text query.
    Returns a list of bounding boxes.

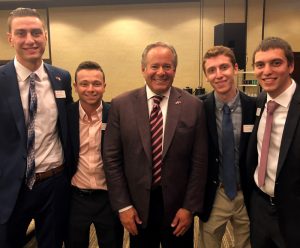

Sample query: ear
[7,32,13,47]
[233,63,239,75]
[44,30,48,42]
[73,82,78,93]
[288,62,294,75]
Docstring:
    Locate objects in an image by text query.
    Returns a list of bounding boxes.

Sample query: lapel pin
[55,76,61,81]
[175,100,181,105]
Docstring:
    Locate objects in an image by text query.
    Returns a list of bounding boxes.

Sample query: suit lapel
[162,87,181,159]
[205,93,219,151]
[277,85,300,177]
[44,64,64,112]
[133,87,152,162]
[2,61,27,143]
[239,93,255,158]
[69,102,80,159]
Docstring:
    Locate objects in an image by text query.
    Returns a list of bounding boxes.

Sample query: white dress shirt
[255,80,296,196]
[15,58,64,172]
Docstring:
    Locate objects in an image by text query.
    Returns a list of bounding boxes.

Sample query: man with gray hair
[103,41,208,247]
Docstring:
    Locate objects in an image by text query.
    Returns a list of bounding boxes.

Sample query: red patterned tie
[258,100,279,187]
[150,95,163,186]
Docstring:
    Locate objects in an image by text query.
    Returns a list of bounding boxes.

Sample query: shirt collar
[14,57,44,82]
[79,101,103,122]
[266,79,296,108]
[146,84,171,101]
[214,90,240,112]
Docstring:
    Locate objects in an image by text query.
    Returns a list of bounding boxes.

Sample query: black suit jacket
[68,100,110,178]
[0,60,72,224]
[247,85,300,246]
[199,91,256,222]
[103,86,208,227]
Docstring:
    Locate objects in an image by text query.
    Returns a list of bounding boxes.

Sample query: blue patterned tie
[222,104,237,200]
[25,73,37,189]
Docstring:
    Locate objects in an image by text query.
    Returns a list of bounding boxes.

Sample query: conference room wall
[0,0,299,100]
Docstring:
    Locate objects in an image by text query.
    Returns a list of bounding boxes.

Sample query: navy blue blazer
[247,85,300,246]
[199,91,256,222]
[0,60,72,224]
[67,100,110,178]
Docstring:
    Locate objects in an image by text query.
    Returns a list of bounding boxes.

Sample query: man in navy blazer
[198,46,255,248]
[67,61,123,248]
[247,37,300,247]
[103,42,208,248]
[0,8,72,247]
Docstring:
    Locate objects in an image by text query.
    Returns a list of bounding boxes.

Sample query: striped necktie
[150,95,163,186]
[25,73,37,189]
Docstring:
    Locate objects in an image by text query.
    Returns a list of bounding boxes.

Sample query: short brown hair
[7,8,44,32]
[252,37,294,66]
[141,41,178,70]
[202,46,236,74]
[75,61,105,83]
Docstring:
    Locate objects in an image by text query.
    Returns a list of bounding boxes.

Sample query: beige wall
[49,3,201,100]
[1,0,299,100]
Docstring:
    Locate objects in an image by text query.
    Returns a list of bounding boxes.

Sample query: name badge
[101,123,107,131]
[243,124,254,133]
[55,90,66,98]
[256,107,261,116]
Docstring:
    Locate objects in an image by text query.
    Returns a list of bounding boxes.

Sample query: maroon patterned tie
[258,100,279,187]
[150,95,163,186]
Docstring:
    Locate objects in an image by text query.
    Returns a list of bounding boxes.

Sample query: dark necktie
[258,100,279,187]
[25,73,37,189]
[150,95,163,186]
[222,104,237,200]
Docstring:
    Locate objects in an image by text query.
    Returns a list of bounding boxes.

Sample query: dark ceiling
[0,0,200,10]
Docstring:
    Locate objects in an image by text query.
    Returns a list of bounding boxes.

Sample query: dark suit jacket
[199,91,256,222]
[103,86,208,227]
[68,100,110,178]
[0,60,72,224]
[247,85,300,246]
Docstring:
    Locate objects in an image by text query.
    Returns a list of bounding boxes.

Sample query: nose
[87,84,95,91]
[215,68,223,78]
[25,33,35,44]
[156,66,166,75]
[263,63,272,75]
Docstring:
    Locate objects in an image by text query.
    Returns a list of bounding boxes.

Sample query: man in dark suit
[247,37,300,247]
[198,46,255,248]
[67,61,123,248]
[103,41,208,248]
[0,8,72,247]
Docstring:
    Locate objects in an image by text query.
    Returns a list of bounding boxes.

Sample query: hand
[119,207,142,236]
[171,208,193,237]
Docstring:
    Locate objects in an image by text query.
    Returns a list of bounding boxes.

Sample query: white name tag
[243,124,254,133]
[101,123,107,131]
[55,90,66,98]
[256,107,261,116]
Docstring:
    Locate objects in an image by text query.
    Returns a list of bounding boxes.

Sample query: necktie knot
[223,104,231,115]
[267,100,279,115]
[152,95,163,106]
